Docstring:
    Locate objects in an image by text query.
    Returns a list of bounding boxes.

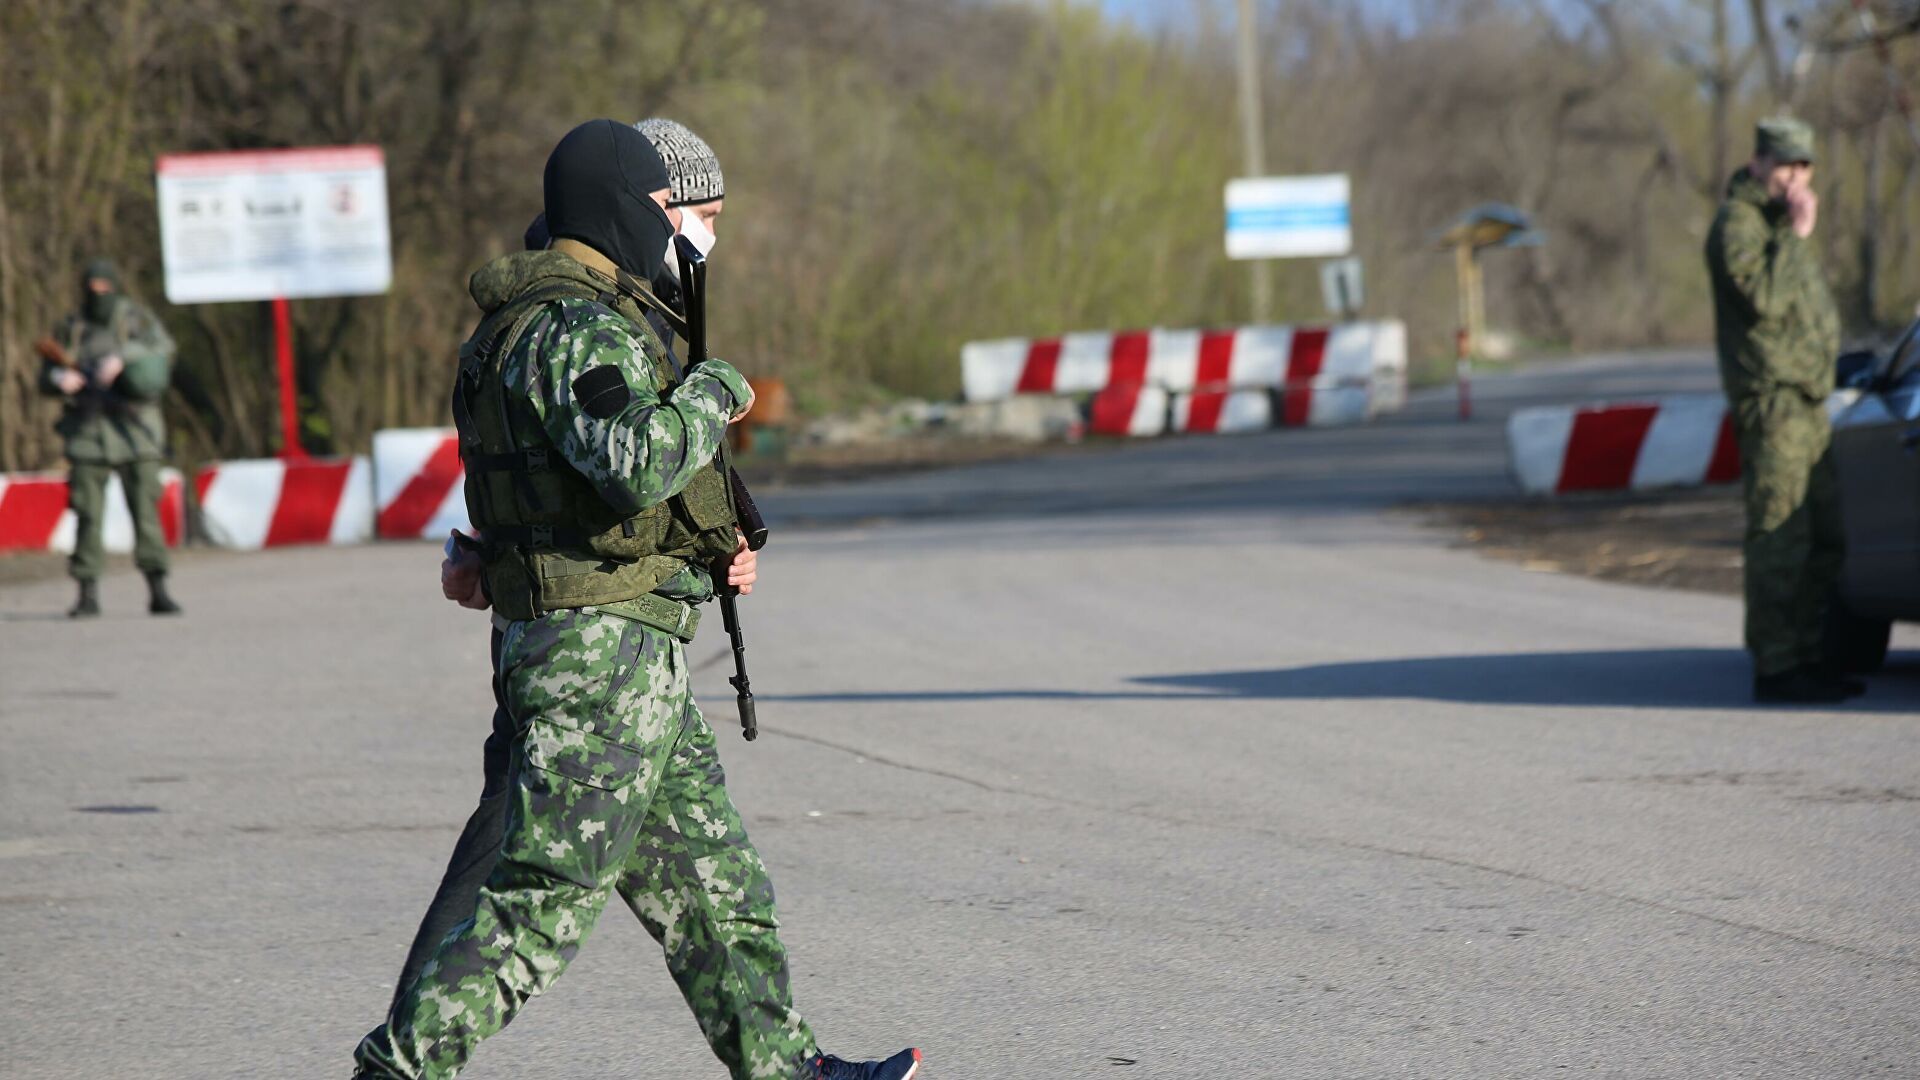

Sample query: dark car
[1828,316,1920,670]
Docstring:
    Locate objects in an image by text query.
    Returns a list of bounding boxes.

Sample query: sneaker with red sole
[805,1047,921,1080]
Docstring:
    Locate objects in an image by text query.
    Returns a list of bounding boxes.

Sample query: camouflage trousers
[1731,390,1844,677]
[354,609,816,1079]
[67,458,169,581]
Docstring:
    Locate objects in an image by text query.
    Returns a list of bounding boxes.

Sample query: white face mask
[661,207,717,281]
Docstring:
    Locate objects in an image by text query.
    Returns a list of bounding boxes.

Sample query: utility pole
[1235,0,1271,324]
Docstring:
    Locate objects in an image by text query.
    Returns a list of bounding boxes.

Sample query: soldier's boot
[144,571,182,616]
[1754,666,1850,705]
[1811,662,1866,699]
[805,1047,922,1080]
[68,580,101,619]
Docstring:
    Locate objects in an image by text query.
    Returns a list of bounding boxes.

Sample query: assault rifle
[34,337,78,369]
[674,233,767,740]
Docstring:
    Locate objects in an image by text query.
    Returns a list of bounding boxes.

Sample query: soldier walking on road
[388,117,734,1012]
[351,120,919,1080]
[1705,119,1857,705]
[35,258,181,618]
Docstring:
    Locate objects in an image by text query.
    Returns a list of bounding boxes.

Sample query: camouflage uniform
[39,263,175,583]
[353,251,815,1079]
[1704,125,1843,678]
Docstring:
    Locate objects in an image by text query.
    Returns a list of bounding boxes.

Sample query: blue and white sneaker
[805,1047,922,1080]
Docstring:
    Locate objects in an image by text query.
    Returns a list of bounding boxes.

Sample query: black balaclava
[81,258,124,325]
[543,120,674,281]
[523,213,551,251]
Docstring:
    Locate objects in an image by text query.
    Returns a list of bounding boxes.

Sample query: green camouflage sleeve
[512,298,747,515]
[1713,204,1800,324]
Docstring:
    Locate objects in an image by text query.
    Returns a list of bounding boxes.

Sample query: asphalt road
[3,350,1915,1079]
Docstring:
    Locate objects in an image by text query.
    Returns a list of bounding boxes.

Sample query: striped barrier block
[0,469,185,554]
[1086,384,1172,437]
[194,457,373,549]
[372,428,468,540]
[1173,386,1272,435]
[1508,396,1740,495]
[960,321,1407,405]
[1371,369,1409,415]
[1508,390,1862,495]
[1088,375,1377,439]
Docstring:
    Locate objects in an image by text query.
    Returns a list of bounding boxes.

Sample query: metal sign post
[270,298,304,460]
[1431,203,1544,423]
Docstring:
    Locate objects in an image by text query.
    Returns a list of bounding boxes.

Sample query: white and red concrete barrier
[1173,386,1274,435]
[194,457,373,549]
[1086,384,1173,437]
[1509,391,1861,495]
[1508,396,1741,495]
[371,428,468,540]
[0,469,186,555]
[961,322,1405,401]
[963,321,1406,436]
[1085,381,1372,437]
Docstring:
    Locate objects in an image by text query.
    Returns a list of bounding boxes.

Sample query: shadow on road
[771,648,1920,713]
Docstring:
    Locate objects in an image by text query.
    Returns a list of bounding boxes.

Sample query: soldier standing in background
[36,258,181,618]
[1705,118,1855,704]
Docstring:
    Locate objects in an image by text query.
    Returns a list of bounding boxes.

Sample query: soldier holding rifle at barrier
[354,120,920,1080]
[35,258,182,618]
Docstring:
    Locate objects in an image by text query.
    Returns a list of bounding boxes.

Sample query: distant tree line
[2,0,1915,471]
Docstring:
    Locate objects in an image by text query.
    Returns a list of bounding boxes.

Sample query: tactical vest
[451,257,737,621]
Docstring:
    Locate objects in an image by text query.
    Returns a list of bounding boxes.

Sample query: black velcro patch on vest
[573,366,631,419]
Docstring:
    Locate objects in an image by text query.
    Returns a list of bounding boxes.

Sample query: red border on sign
[156,145,384,177]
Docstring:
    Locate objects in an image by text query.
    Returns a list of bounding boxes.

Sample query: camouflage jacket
[39,295,174,463]
[1704,167,1840,405]
[468,251,749,601]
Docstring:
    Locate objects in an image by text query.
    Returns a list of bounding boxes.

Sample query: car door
[1833,320,1920,619]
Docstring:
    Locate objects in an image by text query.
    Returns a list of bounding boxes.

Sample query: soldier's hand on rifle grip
[720,530,757,595]
[441,530,491,610]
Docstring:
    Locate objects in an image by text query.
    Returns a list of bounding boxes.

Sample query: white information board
[155,146,392,304]
[1225,174,1351,260]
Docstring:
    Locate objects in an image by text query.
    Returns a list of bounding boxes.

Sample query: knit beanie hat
[635,118,724,207]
